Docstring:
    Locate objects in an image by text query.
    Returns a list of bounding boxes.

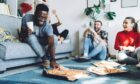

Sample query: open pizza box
[42,66,89,81]
[87,61,128,75]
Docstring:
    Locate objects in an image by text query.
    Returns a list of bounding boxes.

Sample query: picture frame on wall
[121,0,138,8]
[87,0,100,7]
[110,0,117,2]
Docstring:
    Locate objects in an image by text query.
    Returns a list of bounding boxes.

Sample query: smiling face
[94,21,102,32]
[35,11,48,26]
[123,19,134,31]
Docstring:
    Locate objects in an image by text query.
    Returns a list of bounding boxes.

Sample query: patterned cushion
[0,27,19,42]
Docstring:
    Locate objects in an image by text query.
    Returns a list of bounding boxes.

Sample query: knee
[100,41,107,47]
[26,34,38,43]
[136,49,140,61]
[27,34,37,40]
[116,52,127,61]
[64,29,69,34]
[99,55,106,60]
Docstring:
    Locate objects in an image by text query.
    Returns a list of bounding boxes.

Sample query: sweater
[114,30,140,51]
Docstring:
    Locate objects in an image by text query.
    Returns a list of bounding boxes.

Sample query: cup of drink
[27,21,34,32]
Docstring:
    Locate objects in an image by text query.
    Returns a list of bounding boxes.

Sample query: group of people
[19,3,140,70]
[81,16,140,66]
[20,3,68,69]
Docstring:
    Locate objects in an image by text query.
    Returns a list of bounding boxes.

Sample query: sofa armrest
[0,42,37,60]
[55,35,73,54]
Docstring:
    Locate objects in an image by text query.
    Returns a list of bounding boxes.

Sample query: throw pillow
[0,27,19,42]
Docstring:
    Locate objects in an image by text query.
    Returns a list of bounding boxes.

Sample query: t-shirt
[21,14,53,45]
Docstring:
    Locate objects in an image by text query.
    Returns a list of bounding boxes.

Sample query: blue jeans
[26,34,58,60]
[83,37,107,60]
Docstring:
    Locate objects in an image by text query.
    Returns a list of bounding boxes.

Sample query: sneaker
[42,60,49,68]
[80,55,90,60]
[136,63,140,68]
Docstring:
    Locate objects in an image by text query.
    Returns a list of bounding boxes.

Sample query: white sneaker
[80,55,90,60]
[136,63,140,68]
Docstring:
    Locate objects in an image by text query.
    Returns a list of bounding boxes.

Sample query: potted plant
[84,0,106,20]
[106,11,116,20]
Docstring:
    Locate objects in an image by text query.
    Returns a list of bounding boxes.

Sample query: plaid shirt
[98,30,108,41]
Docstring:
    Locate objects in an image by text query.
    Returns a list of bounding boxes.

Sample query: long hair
[125,17,138,32]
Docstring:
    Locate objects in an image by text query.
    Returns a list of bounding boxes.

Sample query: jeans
[83,37,107,60]
[116,47,140,65]
[26,34,58,61]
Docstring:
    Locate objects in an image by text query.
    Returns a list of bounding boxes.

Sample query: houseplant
[84,0,116,20]
[106,11,116,20]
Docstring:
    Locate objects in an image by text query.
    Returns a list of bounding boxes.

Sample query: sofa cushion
[56,40,72,54]
[0,42,37,60]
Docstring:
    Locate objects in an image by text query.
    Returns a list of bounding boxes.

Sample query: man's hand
[120,46,135,52]
[89,28,95,33]
[50,60,60,69]
[52,9,57,15]
[83,28,91,37]
[27,28,32,35]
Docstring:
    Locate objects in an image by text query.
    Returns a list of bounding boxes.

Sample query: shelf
[5,0,34,17]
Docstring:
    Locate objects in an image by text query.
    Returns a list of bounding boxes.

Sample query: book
[0,3,10,15]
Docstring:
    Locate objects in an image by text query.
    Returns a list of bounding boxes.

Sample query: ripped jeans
[25,34,58,61]
[83,37,107,60]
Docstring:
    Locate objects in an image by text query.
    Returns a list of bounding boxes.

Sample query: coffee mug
[27,21,34,32]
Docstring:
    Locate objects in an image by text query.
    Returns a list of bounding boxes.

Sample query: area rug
[0,59,140,84]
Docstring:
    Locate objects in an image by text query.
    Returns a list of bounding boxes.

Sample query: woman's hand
[128,46,135,52]
[52,9,57,15]
[120,46,135,52]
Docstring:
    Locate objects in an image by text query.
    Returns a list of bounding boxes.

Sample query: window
[121,0,138,8]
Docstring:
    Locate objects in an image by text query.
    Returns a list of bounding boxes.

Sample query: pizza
[46,69,89,80]
[88,66,127,75]
[93,61,120,67]
[47,69,85,76]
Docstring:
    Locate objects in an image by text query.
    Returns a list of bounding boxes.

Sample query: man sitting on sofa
[19,4,60,69]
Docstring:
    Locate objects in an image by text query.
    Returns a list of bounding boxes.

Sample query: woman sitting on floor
[114,17,140,65]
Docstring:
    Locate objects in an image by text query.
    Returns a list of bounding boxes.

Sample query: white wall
[51,0,89,55]
[51,0,140,55]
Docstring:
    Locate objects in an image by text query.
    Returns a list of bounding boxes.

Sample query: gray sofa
[0,14,73,73]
